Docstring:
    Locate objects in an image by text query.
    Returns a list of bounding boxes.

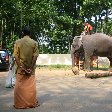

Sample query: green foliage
[6,35,19,53]
[0,0,112,53]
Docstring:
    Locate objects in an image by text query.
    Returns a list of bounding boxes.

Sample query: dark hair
[22,27,31,36]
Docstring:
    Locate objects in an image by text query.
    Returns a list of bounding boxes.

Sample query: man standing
[13,27,39,109]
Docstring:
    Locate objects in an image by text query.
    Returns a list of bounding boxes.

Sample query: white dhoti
[5,65,16,88]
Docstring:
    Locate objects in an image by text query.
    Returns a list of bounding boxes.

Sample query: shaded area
[0,69,112,112]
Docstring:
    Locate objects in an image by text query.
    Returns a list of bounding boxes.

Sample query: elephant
[71,33,112,71]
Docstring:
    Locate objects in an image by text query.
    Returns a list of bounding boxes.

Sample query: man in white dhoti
[5,54,16,88]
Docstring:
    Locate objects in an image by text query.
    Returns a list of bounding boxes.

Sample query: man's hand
[25,68,32,74]
[20,65,32,75]
[20,65,25,71]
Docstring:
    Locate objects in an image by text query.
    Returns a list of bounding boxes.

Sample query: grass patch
[37,65,109,70]
[93,65,109,71]
[37,65,72,70]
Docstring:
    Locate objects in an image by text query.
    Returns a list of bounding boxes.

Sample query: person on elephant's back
[83,22,93,35]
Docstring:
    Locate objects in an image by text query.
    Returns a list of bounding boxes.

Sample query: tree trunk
[95,16,97,33]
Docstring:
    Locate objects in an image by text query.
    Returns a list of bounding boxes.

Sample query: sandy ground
[0,68,112,112]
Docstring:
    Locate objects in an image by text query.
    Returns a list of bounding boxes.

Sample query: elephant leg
[93,56,98,70]
[84,54,91,71]
[74,56,80,70]
[90,56,98,70]
[90,56,94,70]
[108,57,112,71]
[72,53,79,69]
[74,56,79,66]
[72,53,75,67]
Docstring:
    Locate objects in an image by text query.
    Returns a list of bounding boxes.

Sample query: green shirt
[14,36,39,74]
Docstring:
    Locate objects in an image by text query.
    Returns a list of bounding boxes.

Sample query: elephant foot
[87,70,92,72]
[85,68,92,72]
[90,68,93,71]
[108,68,112,72]
[83,69,92,72]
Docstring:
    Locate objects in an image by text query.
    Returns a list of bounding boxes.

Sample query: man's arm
[30,42,39,69]
[13,42,20,67]
[26,42,39,74]
[13,42,25,70]
[13,43,22,68]
[30,55,38,69]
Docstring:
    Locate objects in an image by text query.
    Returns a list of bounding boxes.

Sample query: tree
[0,0,112,53]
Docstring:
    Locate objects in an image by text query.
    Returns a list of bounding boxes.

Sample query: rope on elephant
[85,72,112,79]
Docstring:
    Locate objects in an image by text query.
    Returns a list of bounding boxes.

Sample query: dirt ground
[1,67,112,112]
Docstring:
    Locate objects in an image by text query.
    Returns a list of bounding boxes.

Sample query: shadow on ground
[0,69,112,112]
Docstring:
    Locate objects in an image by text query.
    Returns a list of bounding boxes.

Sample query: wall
[36,54,110,66]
